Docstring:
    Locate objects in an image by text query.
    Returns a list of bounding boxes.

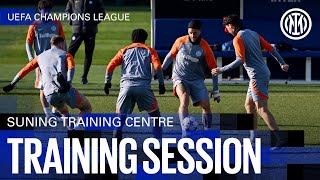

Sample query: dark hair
[188,20,202,30]
[38,0,53,10]
[50,35,65,45]
[131,29,148,43]
[223,14,242,28]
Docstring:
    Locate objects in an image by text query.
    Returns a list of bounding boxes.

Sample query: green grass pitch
[0,7,319,145]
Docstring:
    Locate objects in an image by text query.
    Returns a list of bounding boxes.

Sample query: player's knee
[257,106,268,115]
[245,102,255,112]
[86,102,92,113]
[200,101,210,112]
[179,93,189,107]
[180,91,189,98]
[58,105,68,114]
[79,97,92,113]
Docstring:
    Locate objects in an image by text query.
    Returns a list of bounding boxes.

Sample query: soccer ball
[182,116,198,131]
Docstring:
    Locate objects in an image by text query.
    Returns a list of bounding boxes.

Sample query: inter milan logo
[280,8,312,40]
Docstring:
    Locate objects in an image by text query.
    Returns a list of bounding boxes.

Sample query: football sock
[250,130,256,145]
[202,113,212,130]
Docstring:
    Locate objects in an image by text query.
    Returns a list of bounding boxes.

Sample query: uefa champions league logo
[280,8,312,40]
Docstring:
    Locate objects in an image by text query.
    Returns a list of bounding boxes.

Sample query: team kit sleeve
[55,21,65,38]
[258,34,286,65]
[66,53,75,83]
[149,48,164,86]
[162,38,181,70]
[105,49,123,83]
[221,35,244,73]
[10,57,39,86]
[26,24,35,61]
[200,40,219,92]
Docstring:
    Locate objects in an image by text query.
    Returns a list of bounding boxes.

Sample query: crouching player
[104,29,166,141]
[3,35,92,129]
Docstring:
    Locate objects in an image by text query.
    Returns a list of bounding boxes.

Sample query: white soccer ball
[182,116,198,131]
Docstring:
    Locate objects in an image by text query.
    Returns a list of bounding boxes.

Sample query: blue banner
[0,8,37,25]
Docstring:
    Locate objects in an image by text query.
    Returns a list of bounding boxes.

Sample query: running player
[26,0,66,117]
[104,29,166,141]
[3,36,91,129]
[212,14,289,147]
[162,20,220,137]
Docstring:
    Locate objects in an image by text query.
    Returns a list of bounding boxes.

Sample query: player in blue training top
[212,14,290,147]
[26,0,67,117]
[104,29,166,142]
[162,20,221,137]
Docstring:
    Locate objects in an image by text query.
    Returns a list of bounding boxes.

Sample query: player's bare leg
[41,90,61,117]
[245,96,258,144]
[77,96,92,114]
[197,99,212,130]
[245,96,257,129]
[255,99,278,130]
[255,98,286,147]
[73,96,92,130]
[40,90,52,117]
[56,103,72,129]
[58,103,69,115]
[176,83,190,137]
[149,109,162,139]
[60,96,92,130]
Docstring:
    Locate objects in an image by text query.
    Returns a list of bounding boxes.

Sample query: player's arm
[104,49,123,95]
[259,35,288,71]
[212,36,244,76]
[26,25,35,61]
[150,48,166,94]
[3,57,39,93]
[201,41,220,102]
[105,50,123,83]
[162,38,180,71]
[12,57,39,85]
[66,53,75,83]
